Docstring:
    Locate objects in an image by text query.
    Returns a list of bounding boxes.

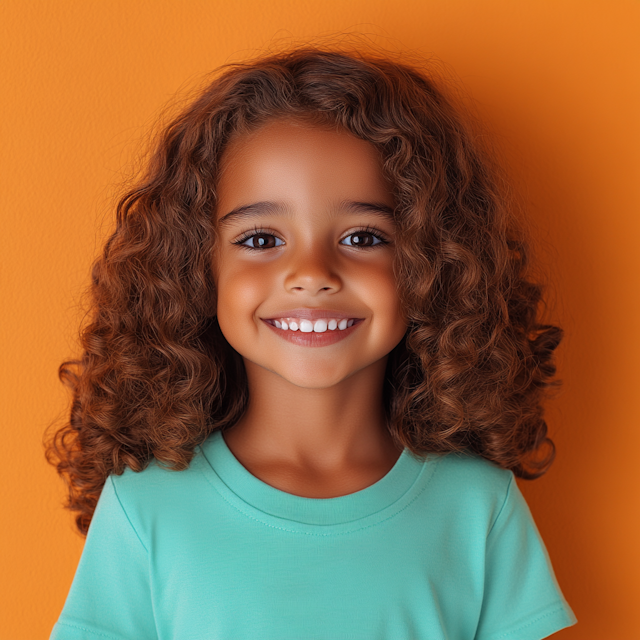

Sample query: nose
[283,243,342,295]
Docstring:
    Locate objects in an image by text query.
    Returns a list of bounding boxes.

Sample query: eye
[340,229,388,248]
[234,231,284,250]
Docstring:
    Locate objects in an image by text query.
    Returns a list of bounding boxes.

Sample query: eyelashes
[233,227,285,250]
[232,226,390,251]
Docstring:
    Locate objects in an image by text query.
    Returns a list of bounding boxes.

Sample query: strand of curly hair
[44,46,563,535]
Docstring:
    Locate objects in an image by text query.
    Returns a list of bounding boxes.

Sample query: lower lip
[261,319,364,347]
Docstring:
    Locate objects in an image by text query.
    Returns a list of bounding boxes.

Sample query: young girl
[47,47,577,639]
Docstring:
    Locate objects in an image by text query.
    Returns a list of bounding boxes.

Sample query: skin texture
[213,119,407,498]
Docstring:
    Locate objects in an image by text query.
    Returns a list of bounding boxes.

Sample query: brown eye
[237,233,284,249]
[341,232,384,247]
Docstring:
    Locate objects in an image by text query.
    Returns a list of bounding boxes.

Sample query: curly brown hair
[44,46,563,536]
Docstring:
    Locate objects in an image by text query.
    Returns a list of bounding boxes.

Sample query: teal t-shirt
[51,430,577,640]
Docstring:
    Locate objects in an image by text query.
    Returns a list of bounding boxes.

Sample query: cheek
[356,260,406,345]
[215,261,268,329]
[362,261,403,316]
[378,272,407,340]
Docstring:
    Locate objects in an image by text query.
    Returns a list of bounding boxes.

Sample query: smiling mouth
[261,317,364,346]
[264,317,360,333]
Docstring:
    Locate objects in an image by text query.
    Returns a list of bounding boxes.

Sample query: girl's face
[213,118,407,389]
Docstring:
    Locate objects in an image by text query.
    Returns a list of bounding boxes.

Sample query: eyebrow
[217,200,395,226]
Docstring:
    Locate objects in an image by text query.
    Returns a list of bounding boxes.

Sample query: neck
[223,356,402,474]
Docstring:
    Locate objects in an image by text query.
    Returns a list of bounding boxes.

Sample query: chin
[287,376,348,390]
[278,369,350,390]
[263,360,356,389]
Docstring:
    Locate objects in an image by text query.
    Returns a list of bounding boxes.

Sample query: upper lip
[262,308,364,321]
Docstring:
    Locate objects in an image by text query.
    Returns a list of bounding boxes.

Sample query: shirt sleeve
[50,475,158,640]
[474,474,577,640]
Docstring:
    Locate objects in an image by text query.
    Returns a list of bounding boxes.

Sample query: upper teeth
[272,318,355,332]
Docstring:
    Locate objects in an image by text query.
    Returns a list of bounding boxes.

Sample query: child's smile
[261,308,364,347]
[213,118,408,389]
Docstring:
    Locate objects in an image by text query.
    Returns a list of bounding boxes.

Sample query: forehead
[215,119,394,221]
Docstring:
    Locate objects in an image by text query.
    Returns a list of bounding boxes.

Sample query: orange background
[1,1,639,638]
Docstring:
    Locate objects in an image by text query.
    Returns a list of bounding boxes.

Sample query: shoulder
[420,450,515,531]
[110,446,207,493]
[431,450,514,494]
[105,446,211,538]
